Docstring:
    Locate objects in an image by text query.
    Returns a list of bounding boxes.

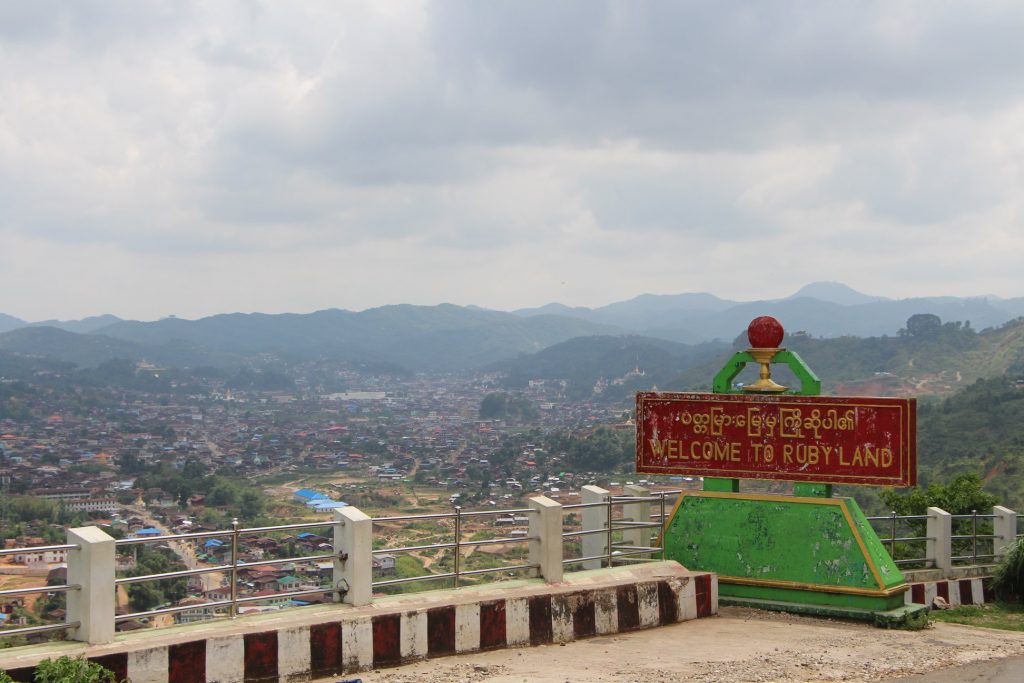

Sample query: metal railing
[113,519,340,625]
[866,512,932,566]
[561,491,678,568]
[0,544,80,641]
[108,504,547,628]
[951,511,997,564]
[371,506,538,590]
[867,509,1007,568]
[4,492,1016,650]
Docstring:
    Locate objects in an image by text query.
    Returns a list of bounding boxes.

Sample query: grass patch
[928,602,1024,631]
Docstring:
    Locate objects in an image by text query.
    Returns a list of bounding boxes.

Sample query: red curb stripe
[657,580,679,625]
[480,600,508,650]
[243,631,278,682]
[1,667,34,682]
[427,606,456,656]
[169,640,206,683]
[958,579,973,605]
[310,621,343,678]
[616,584,640,631]
[695,574,712,618]
[571,592,596,639]
[372,614,402,666]
[528,594,553,645]
[90,653,128,683]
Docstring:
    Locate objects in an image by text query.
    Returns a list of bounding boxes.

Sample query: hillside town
[1,363,653,638]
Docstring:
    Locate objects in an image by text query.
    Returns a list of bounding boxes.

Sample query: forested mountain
[491,335,729,400]
[671,317,1024,397]
[512,282,1024,342]
[0,305,620,373]
[915,375,1024,509]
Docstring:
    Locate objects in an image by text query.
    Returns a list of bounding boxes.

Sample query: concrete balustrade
[333,506,372,606]
[580,485,610,569]
[528,495,564,582]
[927,506,953,573]
[31,497,1023,649]
[992,505,1018,557]
[66,526,116,645]
[622,484,653,559]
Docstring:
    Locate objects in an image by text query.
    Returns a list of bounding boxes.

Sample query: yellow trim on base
[720,575,908,597]
[662,490,893,592]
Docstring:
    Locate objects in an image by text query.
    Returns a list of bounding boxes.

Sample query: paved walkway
[319,606,1024,683]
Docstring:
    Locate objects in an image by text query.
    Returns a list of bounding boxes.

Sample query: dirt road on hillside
[328,607,1024,683]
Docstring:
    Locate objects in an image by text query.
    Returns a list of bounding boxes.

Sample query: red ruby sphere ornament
[747,316,784,349]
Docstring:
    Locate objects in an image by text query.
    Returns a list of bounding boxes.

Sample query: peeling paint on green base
[663,491,910,627]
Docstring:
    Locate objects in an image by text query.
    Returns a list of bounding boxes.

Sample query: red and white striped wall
[1,564,716,683]
[905,577,992,608]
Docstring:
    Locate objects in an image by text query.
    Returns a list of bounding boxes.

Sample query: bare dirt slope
[330,607,1024,683]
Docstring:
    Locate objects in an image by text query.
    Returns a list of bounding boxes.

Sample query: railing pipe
[0,544,79,556]
[0,622,80,638]
[453,505,462,589]
[890,511,897,553]
[606,492,614,568]
[229,518,239,619]
[0,584,80,598]
[660,492,667,561]
[116,566,231,585]
[115,530,232,546]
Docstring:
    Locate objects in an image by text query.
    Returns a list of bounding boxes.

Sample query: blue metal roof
[293,488,328,500]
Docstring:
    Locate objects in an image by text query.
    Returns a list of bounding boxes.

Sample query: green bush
[993,537,1024,602]
[32,655,120,683]
[1,669,15,683]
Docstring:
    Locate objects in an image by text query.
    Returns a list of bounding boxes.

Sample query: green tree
[239,490,264,521]
[903,313,943,338]
[881,472,997,516]
[479,392,507,419]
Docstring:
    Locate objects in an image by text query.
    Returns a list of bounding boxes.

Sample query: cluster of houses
[2,361,640,635]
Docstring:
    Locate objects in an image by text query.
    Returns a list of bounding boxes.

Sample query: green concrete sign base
[720,595,929,630]
[663,491,924,628]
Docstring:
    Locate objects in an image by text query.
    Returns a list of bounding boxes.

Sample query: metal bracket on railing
[337,552,348,562]
[336,578,350,593]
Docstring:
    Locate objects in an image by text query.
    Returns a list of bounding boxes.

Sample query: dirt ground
[326,606,1024,683]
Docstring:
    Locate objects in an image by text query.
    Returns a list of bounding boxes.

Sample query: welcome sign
[636,392,916,487]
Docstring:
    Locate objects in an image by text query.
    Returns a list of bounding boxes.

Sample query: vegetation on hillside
[478,392,538,422]
[674,316,1024,393]
[915,375,1024,508]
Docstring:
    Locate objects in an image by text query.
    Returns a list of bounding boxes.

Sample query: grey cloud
[0,0,191,47]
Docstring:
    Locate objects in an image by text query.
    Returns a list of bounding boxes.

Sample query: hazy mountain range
[1,282,1022,372]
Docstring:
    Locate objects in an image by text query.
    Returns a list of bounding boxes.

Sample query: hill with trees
[0,305,620,373]
[671,316,1024,397]
[490,335,728,400]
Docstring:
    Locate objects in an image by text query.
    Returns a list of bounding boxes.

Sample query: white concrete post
[993,505,1018,559]
[334,506,372,606]
[66,526,115,645]
[623,484,652,559]
[927,506,953,575]
[528,495,563,582]
[581,485,610,570]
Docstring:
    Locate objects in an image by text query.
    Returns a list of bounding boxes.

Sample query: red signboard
[636,392,916,487]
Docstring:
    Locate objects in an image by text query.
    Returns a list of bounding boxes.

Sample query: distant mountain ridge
[783,282,889,306]
[513,282,1024,342]
[0,305,621,372]
[2,283,1023,372]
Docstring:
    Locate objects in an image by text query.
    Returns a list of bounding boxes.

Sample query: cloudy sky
[2,1,1023,321]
